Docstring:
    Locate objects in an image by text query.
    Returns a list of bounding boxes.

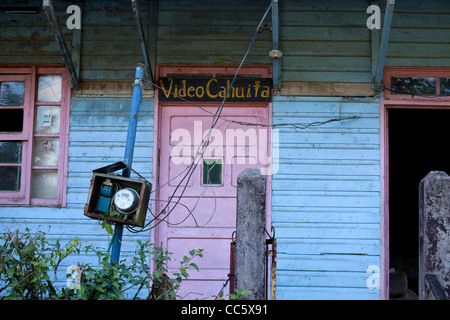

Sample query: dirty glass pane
[0,82,25,106]
[0,109,23,132]
[391,77,436,95]
[33,138,59,167]
[439,78,450,95]
[0,141,21,163]
[203,159,222,185]
[31,169,57,199]
[0,166,20,191]
[34,105,60,134]
[37,75,62,102]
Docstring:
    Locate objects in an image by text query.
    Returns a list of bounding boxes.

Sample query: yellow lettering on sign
[235,87,244,98]
[218,85,226,98]
[261,86,270,98]
[206,78,218,98]
[159,78,173,99]
[253,81,260,97]
[196,86,204,98]
[187,86,195,98]
[178,80,187,97]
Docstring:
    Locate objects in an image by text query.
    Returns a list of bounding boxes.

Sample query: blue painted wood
[2,0,450,301]
[2,0,450,82]
[0,96,154,298]
[272,96,381,299]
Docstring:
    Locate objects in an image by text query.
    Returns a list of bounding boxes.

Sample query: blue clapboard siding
[0,97,154,298]
[386,1,450,68]
[0,1,70,65]
[1,0,450,300]
[157,0,272,66]
[272,96,381,300]
[80,0,148,80]
[1,0,450,82]
[279,0,372,83]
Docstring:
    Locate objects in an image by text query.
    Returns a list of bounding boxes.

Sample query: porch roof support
[131,0,154,86]
[272,0,281,91]
[373,0,395,91]
[43,0,79,89]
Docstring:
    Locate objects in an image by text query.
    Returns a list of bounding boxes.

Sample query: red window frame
[0,66,70,206]
[384,67,450,101]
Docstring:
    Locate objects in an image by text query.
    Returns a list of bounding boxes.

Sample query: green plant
[217,288,252,300]
[0,227,203,300]
[150,246,204,299]
[228,289,252,300]
[0,227,81,300]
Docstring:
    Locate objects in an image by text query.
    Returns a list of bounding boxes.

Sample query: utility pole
[110,65,145,264]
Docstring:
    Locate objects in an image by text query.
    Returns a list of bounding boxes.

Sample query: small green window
[203,159,222,185]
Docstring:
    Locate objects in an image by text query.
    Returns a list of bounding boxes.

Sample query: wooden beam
[370,1,380,81]
[72,79,154,98]
[42,0,79,89]
[71,2,82,89]
[373,0,395,91]
[272,0,281,91]
[278,81,374,97]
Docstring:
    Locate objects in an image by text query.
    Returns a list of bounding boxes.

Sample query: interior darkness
[0,109,23,132]
[388,108,450,295]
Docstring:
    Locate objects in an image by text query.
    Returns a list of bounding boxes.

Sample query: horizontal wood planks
[0,96,154,298]
[1,0,450,83]
[272,96,381,299]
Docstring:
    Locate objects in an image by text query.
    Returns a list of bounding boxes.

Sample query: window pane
[38,75,62,102]
[0,141,21,163]
[440,78,450,95]
[391,77,436,95]
[203,159,222,185]
[0,109,23,132]
[34,106,60,134]
[31,169,57,199]
[0,166,20,191]
[33,138,59,166]
[0,82,25,106]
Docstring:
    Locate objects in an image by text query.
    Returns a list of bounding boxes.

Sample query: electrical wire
[124,0,368,233]
[125,0,277,234]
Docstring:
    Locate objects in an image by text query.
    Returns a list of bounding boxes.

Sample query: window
[0,67,69,206]
[202,159,222,185]
[385,68,450,100]
[390,77,437,95]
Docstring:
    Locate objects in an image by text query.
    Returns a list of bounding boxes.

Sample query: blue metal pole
[110,65,145,264]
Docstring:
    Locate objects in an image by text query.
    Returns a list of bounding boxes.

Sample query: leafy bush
[0,227,202,300]
[0,227,80,300]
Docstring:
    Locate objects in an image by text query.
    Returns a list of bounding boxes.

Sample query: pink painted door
[156,103,270,299]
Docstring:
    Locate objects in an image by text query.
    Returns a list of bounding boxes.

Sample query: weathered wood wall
[272,96,381,299]
[1,0,450,299]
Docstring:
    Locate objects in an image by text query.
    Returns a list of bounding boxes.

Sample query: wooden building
[1,0,450,300]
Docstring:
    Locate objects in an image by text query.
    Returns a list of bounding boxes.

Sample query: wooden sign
[158,77,272,102]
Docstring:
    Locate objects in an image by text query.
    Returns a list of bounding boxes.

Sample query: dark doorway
[388,108,450,297]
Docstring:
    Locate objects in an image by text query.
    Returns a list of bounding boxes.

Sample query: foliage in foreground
[0,227,203,300]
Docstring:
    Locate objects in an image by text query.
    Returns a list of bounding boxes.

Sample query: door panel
[157,104,269,299]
